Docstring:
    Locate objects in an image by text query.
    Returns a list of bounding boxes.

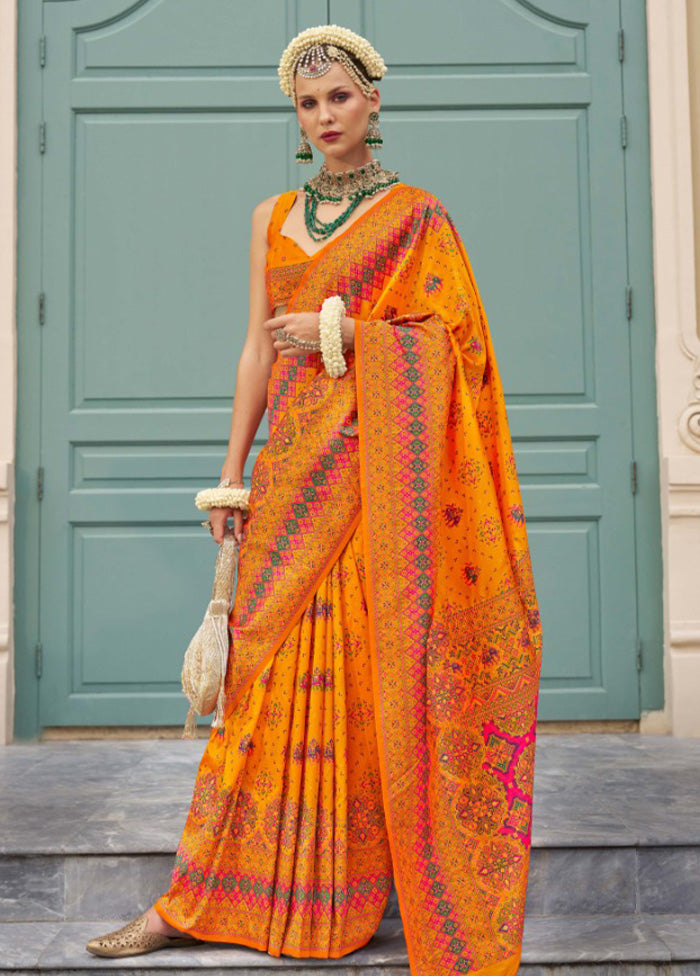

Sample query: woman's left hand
[262,312,320,356]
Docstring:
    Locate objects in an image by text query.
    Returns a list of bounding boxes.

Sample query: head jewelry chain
[278,25,400,242]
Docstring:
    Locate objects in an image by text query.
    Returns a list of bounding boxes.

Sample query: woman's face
[294,61,380,164]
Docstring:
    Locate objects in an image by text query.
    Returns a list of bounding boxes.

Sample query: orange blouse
[265,190,311,312]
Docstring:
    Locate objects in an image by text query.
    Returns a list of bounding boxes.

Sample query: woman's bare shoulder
[251,191,293,223]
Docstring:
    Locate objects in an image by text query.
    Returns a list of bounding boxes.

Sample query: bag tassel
[210,611,230,729]
[182,704,198,739]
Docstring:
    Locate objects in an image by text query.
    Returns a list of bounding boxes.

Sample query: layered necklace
[303,158,401,242]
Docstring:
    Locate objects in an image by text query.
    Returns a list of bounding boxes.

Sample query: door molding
[1,0,683,738]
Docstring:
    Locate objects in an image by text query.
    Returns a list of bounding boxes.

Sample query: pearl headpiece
[278,25,387,103]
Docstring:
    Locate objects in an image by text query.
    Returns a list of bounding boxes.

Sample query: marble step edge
[3,914,700,971]
[3,831,700,856]
[6,831,700,856]
[4,847,700,925]
[9,970,700,976]
[7,969,700,976]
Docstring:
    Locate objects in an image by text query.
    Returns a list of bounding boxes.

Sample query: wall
[0,0,17,744]
[689,0,700,334]
[642,0,700,736]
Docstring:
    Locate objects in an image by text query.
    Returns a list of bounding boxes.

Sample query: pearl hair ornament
[278,25,387,102]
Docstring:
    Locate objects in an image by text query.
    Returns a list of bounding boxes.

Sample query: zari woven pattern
[155,183,542,975]
[155,518,392,957]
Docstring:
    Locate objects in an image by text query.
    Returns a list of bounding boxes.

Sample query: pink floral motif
[237,732,254,755]
[306,738,322,761]
[482,644,499,665]
[279,798,300,851]
[455,292,470,314]
[461,457,482,486]
[481,717,537,847]
[455,783,504,835]
[428,668,466,723]
[478,515,501,545]
[474,836,525,888]
[444,503,463,527]
[424,273,443,294]
[254,770,273,798]
[348,794,384,844]
[348,699,372,727]
[262,795,282,844]
[463,563,479,585]
[310,666,334,690]
[263,699,283,729]
[230,790,257,839]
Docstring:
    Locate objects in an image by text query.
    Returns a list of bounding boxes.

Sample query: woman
[86,25,542,976]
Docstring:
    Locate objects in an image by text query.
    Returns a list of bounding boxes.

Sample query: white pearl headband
[278,24,387,103]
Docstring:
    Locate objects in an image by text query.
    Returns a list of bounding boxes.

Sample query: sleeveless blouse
[265,190,311,312]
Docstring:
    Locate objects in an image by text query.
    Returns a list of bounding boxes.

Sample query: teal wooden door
[330,0,656,720]
[31,0,327,727]
[16,0,659,732]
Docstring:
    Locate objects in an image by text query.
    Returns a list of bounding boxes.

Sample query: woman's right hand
[209,506,246,546]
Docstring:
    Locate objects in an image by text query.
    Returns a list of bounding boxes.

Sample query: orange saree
[155,184,543,976]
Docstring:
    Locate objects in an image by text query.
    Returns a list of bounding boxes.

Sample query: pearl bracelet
[319,295,347,377]
[195,486,251,511]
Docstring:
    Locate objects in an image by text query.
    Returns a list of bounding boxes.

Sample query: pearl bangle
[195,486,251,511]
[319,295,347,378]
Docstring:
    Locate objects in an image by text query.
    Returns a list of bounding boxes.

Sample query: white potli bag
[181,527,239,738]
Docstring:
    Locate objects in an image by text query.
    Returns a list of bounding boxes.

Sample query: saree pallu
[156,184,543,976]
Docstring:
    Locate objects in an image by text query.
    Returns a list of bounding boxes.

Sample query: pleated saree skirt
[154,517,394,959]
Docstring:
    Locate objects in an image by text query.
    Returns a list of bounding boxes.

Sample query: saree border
[224,507,362,716]
[284,183,413,313]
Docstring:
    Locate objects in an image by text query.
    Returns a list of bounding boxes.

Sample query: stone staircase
[1,733,700,974]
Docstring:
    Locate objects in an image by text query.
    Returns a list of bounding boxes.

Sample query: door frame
[619,0,663,715]
[12,0,663,738]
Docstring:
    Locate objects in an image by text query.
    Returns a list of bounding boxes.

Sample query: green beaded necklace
[303,159,400,242]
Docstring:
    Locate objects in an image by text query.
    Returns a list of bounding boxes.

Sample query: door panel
[332,0,640,718]
[34,0,645,725]
[39,0,326,726]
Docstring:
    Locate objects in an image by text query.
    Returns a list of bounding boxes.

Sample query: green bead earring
[295,127,313,164]
[365,111,383,148]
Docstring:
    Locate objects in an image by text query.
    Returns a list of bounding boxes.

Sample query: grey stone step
[2,846,699,923]
[3,733,700,963]
[2,914,700,973]
[2,735,700,856]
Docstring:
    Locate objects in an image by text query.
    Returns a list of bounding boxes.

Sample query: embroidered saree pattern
[354,200,542,975]
[155,184,542,975]
[155,518,393,957]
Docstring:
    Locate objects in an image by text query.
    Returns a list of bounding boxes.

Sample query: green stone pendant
[302,159,400,242]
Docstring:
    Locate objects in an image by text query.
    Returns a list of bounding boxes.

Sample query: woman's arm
[219,195,279,483]
[206,196,278,544]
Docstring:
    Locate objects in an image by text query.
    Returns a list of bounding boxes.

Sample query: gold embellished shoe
[85,912,203,958]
